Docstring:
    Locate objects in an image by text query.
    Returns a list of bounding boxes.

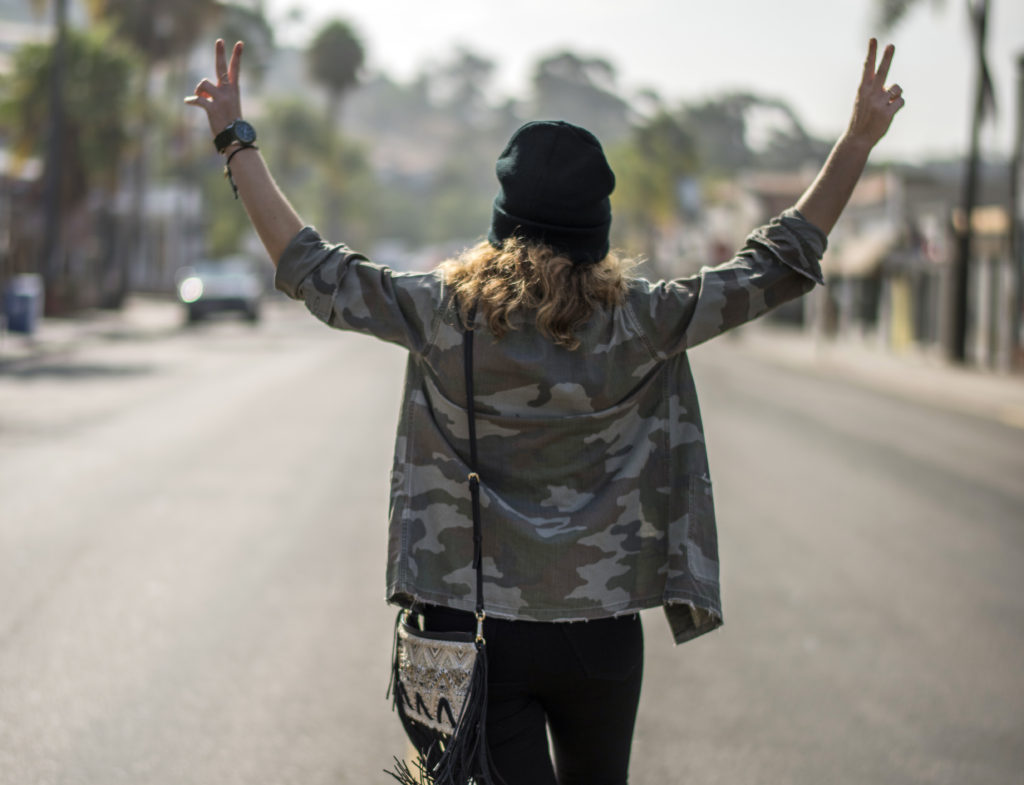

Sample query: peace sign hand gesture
[185,39,245,139]
[793,40,907,235]
[181,37,304,262]
[846,38,905,149]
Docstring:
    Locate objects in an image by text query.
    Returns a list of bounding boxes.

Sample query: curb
[0,295,183,372]
[728,324,1024,431]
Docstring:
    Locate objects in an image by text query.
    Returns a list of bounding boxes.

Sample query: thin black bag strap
[463,304,486,636]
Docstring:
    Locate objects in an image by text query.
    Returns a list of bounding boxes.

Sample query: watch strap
[213,124,235,153]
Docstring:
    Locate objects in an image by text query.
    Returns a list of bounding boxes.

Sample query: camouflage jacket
[275,208,826,644]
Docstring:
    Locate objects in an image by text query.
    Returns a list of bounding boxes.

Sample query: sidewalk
[729,323,1024,431]
[0,294,183,370]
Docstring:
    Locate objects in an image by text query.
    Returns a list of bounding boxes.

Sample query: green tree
[89,0,219,61]
[609,111,698,264]
[307,19,365,127]
[431,48,496,126]
[681,95,754,175]
[306,20,365,240]
[95,0,223,302]
[261,98,332,188]
[30,0,220,59]
[679,93,827,175]
[1,27,134,196]
[212,3,275,86]
[0,24,135,306]
[874,0,945,29]
[530,52,631,144]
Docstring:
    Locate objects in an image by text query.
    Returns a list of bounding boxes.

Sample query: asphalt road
[1,301,1021,785]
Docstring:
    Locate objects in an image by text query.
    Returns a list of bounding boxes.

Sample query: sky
[260,0,1024,163]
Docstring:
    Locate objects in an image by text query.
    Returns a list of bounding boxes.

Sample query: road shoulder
[716,323,1024,431]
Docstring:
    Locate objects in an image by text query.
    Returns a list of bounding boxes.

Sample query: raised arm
[795,39,905,236]
[185,39,303,265]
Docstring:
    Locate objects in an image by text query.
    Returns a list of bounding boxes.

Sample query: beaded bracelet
[223,143,259,199]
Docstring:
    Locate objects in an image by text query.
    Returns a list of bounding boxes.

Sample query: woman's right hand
[182,37,305,265]
[185,38,245,141]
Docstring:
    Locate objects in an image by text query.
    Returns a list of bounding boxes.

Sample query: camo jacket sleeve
[274,227,444,352]
[630,208,827,354]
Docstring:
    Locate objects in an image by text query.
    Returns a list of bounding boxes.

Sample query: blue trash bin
[3,274,45,335]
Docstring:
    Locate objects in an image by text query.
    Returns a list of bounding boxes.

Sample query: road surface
[1,300,1021,784]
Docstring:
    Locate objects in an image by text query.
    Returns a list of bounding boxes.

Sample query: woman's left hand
[794,39,905,236]
[845,38,905,150]
[185,39,245,139]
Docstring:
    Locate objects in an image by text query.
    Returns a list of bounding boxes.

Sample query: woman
[186,39,903,785]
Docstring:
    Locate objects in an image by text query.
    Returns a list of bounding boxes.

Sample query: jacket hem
[387,586,723,642]
[386,586,666,623]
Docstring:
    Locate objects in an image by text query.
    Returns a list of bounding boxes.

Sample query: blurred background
[1,2,1023,784]
[0,0,1022,366]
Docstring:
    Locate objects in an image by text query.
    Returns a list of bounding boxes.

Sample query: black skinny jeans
[420,606,644,785]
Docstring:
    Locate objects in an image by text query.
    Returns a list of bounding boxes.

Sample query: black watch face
[234,120,257,145]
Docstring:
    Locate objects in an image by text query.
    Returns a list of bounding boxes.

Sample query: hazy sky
[261,0,1024,163]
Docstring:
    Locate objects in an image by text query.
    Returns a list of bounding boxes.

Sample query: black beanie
[488,120,615,265]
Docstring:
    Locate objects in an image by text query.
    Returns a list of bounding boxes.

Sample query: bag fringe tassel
[386,638,503,785]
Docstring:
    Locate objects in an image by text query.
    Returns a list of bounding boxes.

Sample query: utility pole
[39,0,68,313]
[1012,53,1024,371]
[950,0,997,364]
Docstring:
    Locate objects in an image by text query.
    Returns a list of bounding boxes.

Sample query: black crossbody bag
[386,307,502,785]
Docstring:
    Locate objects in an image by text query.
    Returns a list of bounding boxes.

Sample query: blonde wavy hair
[440,237,636,350]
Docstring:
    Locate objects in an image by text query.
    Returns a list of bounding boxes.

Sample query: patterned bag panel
[395,622,478,736]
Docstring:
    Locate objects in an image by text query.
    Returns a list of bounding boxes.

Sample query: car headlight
[179,276,204,304]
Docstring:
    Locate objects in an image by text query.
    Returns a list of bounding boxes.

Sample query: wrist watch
[214,119,257,153]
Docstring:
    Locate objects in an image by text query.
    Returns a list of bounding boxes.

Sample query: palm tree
[217,2,275,85]
[31,0,222,84]
[874,0,946,29]
[96,0,224,302]
[103,0,214,59]
[306,20,365,241]
[307,19,365,128]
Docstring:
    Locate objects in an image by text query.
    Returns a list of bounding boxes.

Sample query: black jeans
[420,606,644,785]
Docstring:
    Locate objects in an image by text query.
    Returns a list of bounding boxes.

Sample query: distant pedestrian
[186,38,903,785]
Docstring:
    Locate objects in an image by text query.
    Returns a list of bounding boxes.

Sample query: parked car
[175,257,263,323]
